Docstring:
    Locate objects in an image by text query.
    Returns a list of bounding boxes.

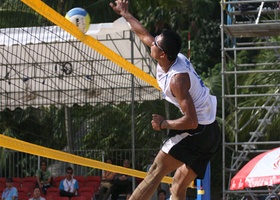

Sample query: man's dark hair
[66,166,73,172]
[6,177,13,183]
[160,29,182,61]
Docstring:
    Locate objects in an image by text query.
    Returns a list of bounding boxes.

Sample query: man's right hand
[109,0,129,16]
[109,0,154,48]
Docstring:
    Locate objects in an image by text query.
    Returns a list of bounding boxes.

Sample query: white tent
[0,17,160,110]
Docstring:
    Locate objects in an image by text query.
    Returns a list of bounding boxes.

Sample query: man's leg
[98,186,105,200]
[129,150,184,200]
[110,185,120,200]
[103,187,112,200]
[170,165,197,200]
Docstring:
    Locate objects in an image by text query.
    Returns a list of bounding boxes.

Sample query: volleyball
[65,7,91,33]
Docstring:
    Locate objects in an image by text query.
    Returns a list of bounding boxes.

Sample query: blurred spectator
[111,159,132,200]
[263,184,279,200]
[35,160,51,195]
[29,187,45,200]
[1,178,18,200]
[59,166,79,198]
[98,159,116,200]
[158,189,167,200]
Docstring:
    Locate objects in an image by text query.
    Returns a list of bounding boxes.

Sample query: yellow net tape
[0,134,172,184]
[20,0,160,90]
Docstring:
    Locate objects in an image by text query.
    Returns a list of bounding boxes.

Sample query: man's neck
[159,60,175,73]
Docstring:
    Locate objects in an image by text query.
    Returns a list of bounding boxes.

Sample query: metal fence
[0,148,158,179]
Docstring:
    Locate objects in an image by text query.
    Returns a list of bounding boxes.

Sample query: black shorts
[161,120,221,179]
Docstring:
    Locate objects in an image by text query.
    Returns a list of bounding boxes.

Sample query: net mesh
[0,0,176,187]
[0,0,160,110]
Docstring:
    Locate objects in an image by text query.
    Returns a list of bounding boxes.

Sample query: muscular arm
[161,73,198,130]
[109,0,154,47]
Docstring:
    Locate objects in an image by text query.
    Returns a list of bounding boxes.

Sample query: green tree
[0,0,41,27]
[225,36,280,143]
[0,106,66,149]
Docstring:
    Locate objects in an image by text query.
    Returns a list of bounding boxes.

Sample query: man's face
[151,35,165,60]
[268,186,276,192]
[66,170,73,179]
[40,162,47,170]
[158,192,166,200]
[123,160,130,168]
[5,181,12,188]
[33,188,41,197]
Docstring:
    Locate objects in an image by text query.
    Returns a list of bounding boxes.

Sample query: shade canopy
[230,147,280,190]
[0,17,160,110]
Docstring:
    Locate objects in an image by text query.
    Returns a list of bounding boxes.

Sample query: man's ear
[159,51,167,59]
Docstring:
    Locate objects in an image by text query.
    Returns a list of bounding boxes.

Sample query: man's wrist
[121,12,132,20]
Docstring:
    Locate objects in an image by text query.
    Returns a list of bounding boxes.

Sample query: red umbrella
[230,147,280,190]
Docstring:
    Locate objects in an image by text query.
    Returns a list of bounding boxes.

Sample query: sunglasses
[154,36,164,52]
[67,171,73,174]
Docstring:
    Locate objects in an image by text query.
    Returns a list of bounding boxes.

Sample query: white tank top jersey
[157,53,217,125]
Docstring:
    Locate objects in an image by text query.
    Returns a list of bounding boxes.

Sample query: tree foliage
[225,36,280,143]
